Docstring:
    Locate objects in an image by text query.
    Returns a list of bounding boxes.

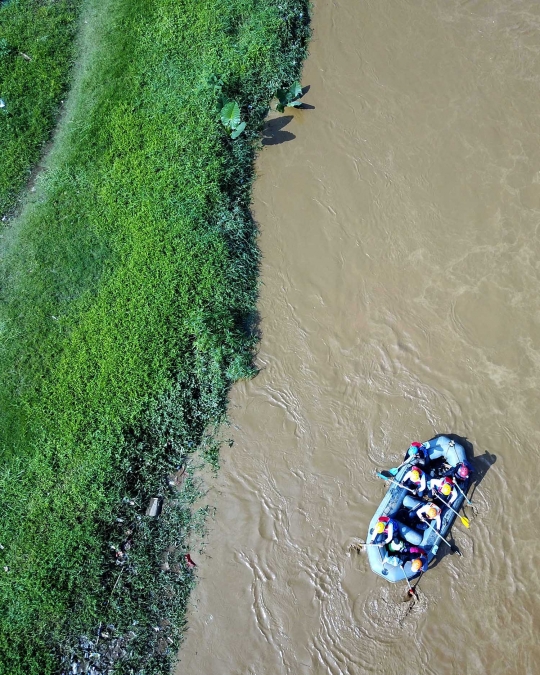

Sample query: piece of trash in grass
[146,497,163,517]
[185,554,197,569]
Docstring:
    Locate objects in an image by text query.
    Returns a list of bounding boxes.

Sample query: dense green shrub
[0,0,310,673]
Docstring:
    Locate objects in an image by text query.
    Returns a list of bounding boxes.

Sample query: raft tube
[366,435,470,582]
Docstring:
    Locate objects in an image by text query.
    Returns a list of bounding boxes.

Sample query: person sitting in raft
[370,516,397,546]
[402,465,427,497]
[440,459,472,481]
[428,476,458,505]
[450,461,472,483]
[400,544,429,573]
[405,441,429,468]
[416,502,442,531]
[381,538,406,566]
[382,539,428,572]
[409,557,427,574]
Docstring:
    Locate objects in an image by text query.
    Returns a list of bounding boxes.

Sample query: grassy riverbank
[0,0,310,673]
[0,0,81,216]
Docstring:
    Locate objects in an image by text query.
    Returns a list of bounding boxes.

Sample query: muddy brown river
[177,2,540,673]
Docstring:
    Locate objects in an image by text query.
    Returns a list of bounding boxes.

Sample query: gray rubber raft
[367,435,470,582]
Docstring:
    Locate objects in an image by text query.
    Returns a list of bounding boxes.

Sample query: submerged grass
[0,0,81,216]
[0,0,310,673]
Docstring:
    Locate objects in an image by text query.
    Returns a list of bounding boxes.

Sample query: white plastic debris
[146,497,162,517]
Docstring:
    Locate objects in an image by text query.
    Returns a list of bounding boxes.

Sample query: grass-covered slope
[0,0,309,673]
[0,0,81,216]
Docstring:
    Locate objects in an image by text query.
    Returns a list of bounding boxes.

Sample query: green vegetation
[0,0,81,216]
[220,101,247,139]
[276,80,304,112]
[0,0,310,673]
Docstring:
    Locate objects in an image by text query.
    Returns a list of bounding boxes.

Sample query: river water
[177,2,540,673]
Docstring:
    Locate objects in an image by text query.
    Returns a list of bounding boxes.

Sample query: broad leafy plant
[220,101,246,139]
[275,81,303,112]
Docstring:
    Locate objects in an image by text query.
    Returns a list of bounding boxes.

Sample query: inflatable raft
[367,435,470,582]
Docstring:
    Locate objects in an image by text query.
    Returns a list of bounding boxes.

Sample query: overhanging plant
[275,81,304,112]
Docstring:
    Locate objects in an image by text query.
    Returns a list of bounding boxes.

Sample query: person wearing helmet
[405,441,429,469]
[403,545,429,572]
[454,462,472,481]
[410,558,423,573]
[442,460,473,482]
[385,542,429,572]
[387,538,406,554]
[415,502,442,531]
[428,476,458,505]
[380,537,406,567]
[370,515,397,546]
[402,465,427,497]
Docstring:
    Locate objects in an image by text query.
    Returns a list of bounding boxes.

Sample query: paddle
[401,573,424,619]
[453,479,474,506]
[387,456,415,477]
[348,539,384,553]
[423,519,462,556]
[433,494,470,528]
[400,564,417,601]
[376,471,417,494]
[411,570,423,595]
[359,541,384,548]
[378,541,386,567]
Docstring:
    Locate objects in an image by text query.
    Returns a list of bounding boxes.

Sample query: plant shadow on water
[261,86,314,145]
[241,308,262,342]
[262,115,296,145]
[299,84,315,109]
